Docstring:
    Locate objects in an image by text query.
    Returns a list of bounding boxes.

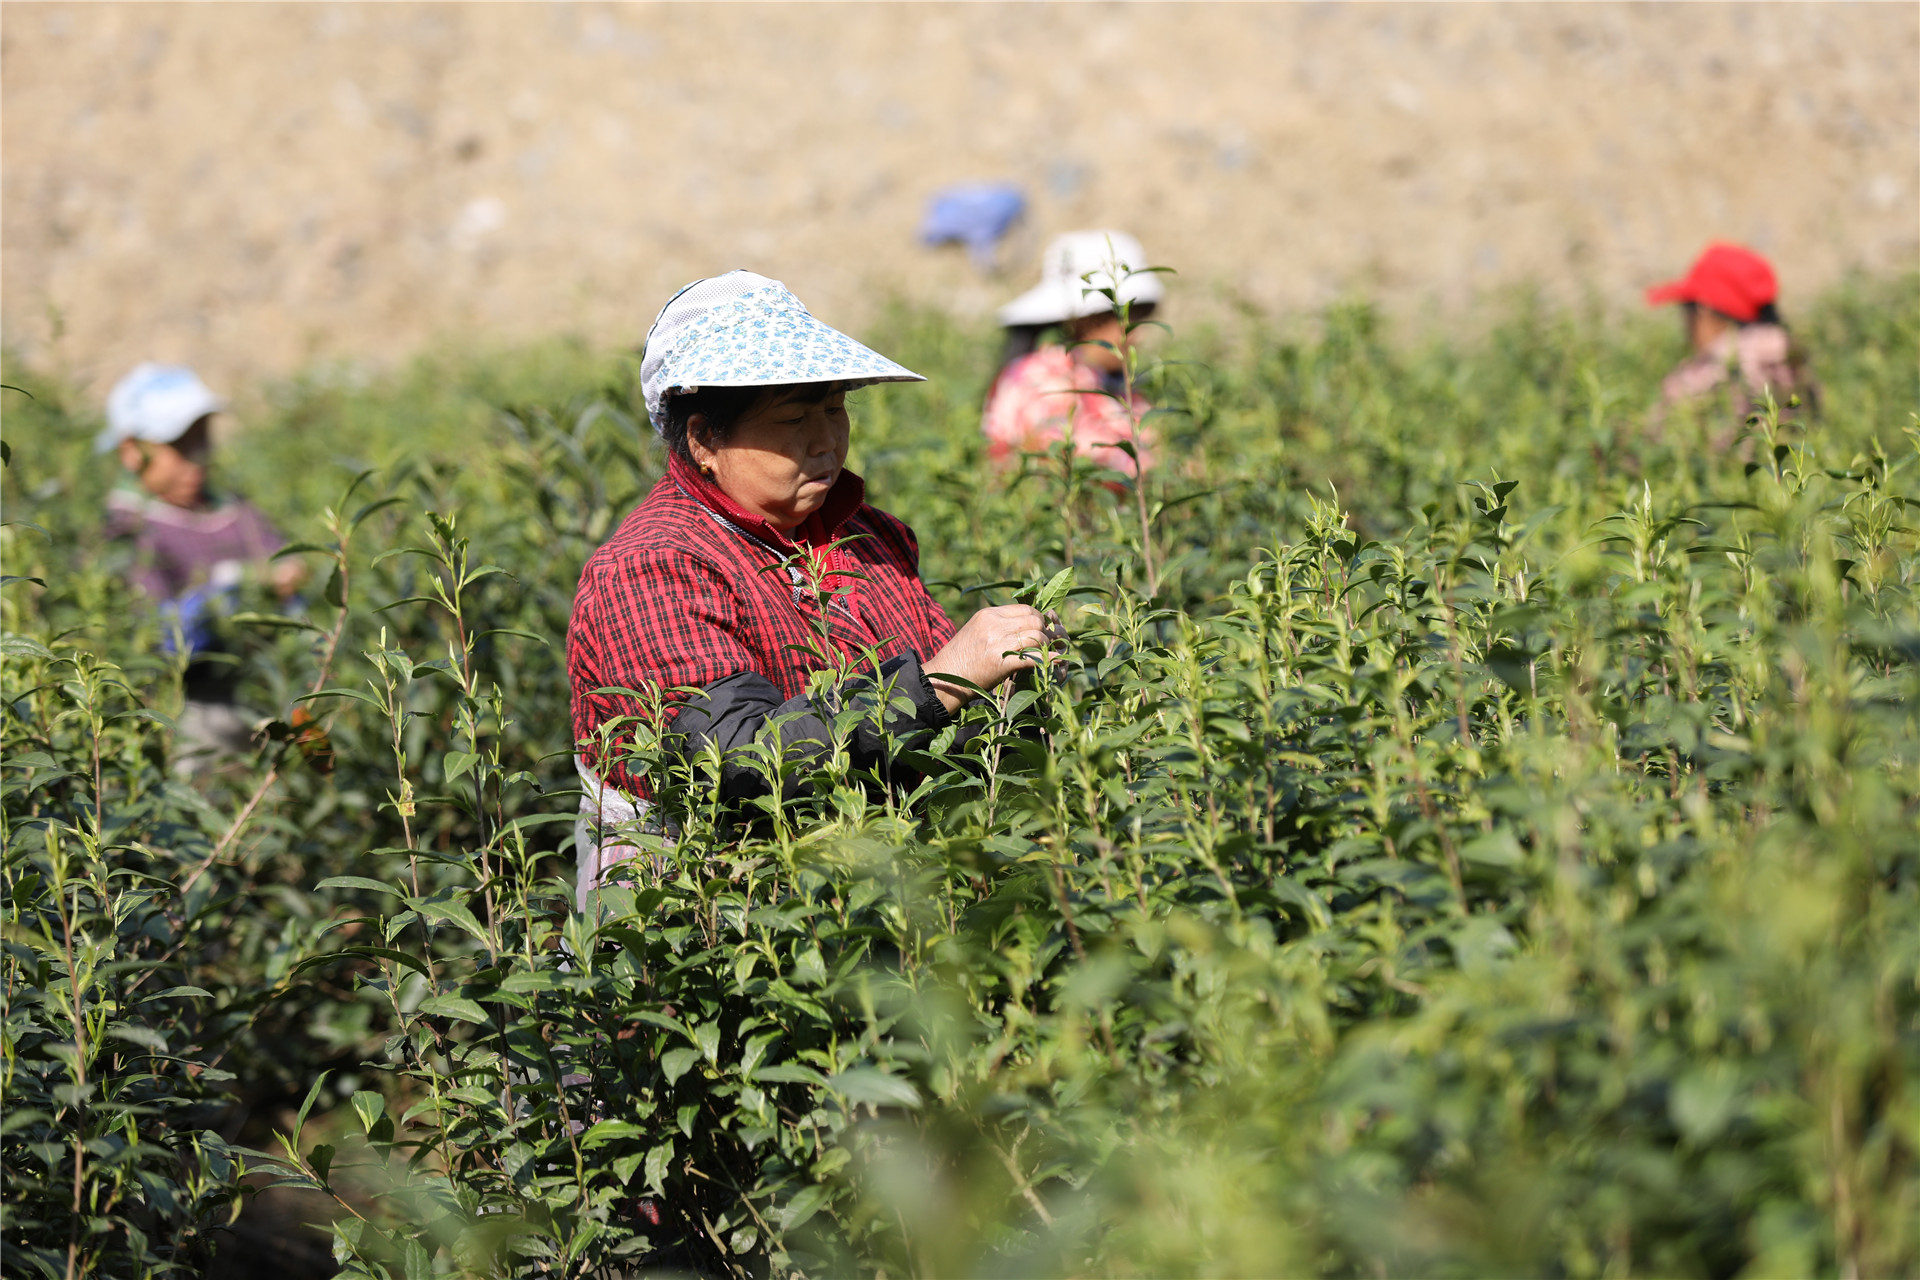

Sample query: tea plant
[0,638,290,1277]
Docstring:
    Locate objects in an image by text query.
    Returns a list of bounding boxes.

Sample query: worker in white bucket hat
[982,230,1164,479]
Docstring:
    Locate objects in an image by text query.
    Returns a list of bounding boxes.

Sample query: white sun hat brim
[640,270,924,434]
[95,363,224,453]
[996,230,1164,328]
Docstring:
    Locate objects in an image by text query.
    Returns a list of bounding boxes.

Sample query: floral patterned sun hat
[639,270,924,434]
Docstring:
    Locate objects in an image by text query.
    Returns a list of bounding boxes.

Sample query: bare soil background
[3,2,1916,398]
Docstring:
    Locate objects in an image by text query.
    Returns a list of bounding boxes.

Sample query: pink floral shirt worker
[982,230,1162,479]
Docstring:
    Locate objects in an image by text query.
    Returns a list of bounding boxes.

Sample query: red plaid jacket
[568,454,957,794]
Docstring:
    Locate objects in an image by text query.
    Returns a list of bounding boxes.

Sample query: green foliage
[0,639,278,1276]
[3,273,1917,1276]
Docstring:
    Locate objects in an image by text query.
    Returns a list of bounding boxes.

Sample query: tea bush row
[3,276,1916,1276]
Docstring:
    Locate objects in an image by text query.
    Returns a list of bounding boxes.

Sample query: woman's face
[1684,302,1733,355]
[118,415,212,509]
[1067,304,1154,374]
[689,388,850,532]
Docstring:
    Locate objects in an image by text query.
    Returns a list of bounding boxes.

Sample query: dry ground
[3,2,1916,398]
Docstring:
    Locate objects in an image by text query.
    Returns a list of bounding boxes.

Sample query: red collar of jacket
[666,452,867,554]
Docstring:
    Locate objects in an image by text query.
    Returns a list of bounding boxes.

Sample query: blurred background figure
[919,183,1027,271]
[982,230,1163,480]
[99,364,303,771]
[1646,243,1819,442]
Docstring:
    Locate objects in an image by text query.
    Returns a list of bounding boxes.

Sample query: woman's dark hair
[1001,323,1051,365]
[661,381,844,466]
[1684,299,1787,330]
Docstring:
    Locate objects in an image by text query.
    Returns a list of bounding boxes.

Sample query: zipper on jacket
[674,479,868,627]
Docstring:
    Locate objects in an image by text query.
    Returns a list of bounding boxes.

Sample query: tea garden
[3,274,1916,1277]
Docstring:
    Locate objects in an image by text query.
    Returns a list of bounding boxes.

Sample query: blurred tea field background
[3,271,1919,1278]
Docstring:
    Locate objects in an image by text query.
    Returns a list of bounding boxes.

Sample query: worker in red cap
[1645,243,1816,442]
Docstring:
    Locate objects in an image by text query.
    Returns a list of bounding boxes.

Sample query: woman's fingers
[999,624,1062,659]
[931,604,1059,696]
[991,607,1064,659]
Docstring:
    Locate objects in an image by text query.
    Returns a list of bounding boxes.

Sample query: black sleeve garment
[670,650,953,801]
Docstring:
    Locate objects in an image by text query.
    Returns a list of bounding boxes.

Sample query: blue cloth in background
[157,583,232,657]
[919,184,1027,267]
